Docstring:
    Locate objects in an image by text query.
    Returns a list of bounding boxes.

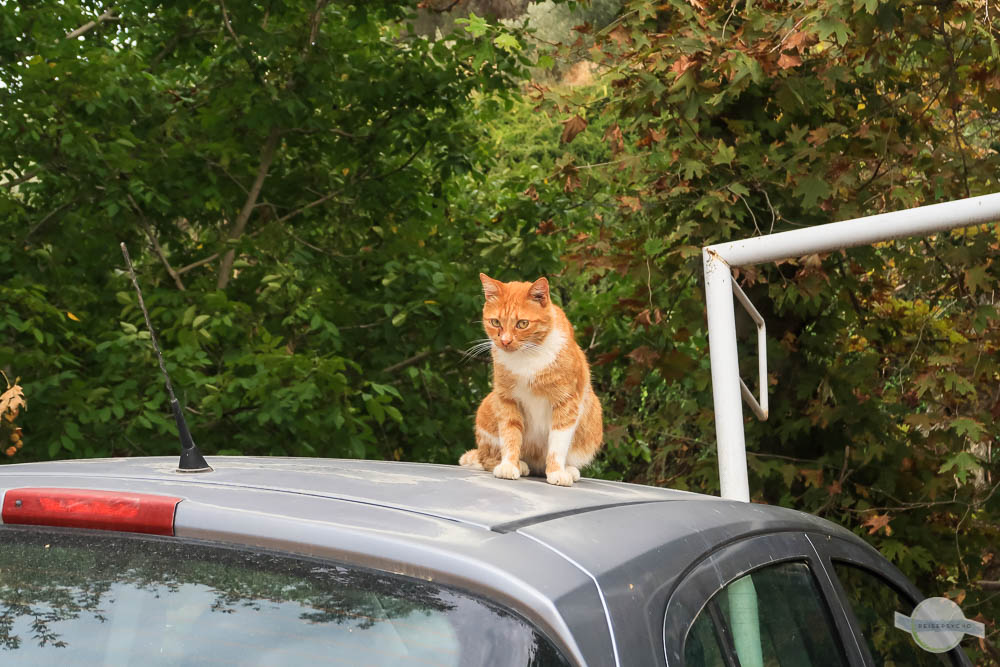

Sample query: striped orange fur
[458,274,603,487]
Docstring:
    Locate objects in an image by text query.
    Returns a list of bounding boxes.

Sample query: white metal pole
[703,248,750,503]
[707,192,1000,266]
[702,191,1000,507]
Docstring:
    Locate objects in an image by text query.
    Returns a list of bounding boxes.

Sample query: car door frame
[807,533,975,667]
[663,530,975,667]
[662,530,867,667]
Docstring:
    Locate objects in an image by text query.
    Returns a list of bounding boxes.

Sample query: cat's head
[480,274,552,352]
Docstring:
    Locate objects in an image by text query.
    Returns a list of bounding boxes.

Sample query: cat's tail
[458,449,484,470]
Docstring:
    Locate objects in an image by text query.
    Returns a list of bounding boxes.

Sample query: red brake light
[1,488,181,536]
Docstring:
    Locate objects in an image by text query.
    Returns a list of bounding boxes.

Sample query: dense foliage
[1,0,998,660]
[527,0,1000,660]
[1,0,532,463]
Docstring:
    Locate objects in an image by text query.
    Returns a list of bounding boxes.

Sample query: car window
[684,561,847,667]
[832,561,952,666]
[0,527,568,666]
[684,604,731,667]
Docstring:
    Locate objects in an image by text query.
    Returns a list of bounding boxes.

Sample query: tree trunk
[217,127,281,290]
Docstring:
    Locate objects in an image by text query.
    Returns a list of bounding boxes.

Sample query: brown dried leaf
[807,126,829,146]
[863,512,893,536]
[593,350,620,366]
[536,219,556,235]
[626,345,660,368]
[560,115,588,144]
[523,185,539,201]
[785,31,817,52]
[670,55,698,77]
[777,52,802,69]
[563,169,581,193]
[610,25,632,46]
[799,468,824,488]
[618,195,641,212]
[0,384,26,417]
[603,123,624,155]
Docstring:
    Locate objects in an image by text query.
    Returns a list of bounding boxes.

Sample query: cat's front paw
[565,466,581,482]
[493,460,522,480]
[546,469,575,487]
[518,460,530,476]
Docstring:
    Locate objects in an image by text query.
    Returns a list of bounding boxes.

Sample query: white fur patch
[476,428,502,448]
[549,393,587,461]
[513,381,552,450]
[547,427,573,465]
[494,327,567,379]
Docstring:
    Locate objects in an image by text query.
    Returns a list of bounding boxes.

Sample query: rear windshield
[0,526,568,666]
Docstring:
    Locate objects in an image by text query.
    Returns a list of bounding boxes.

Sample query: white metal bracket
[731,280,768,421]
[703,191,1000,503]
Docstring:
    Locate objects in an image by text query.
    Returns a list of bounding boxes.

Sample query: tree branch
[128,194,186,291]
[66,9,119,40]
[306,0,332,51]
[218,0,266,86]
[149,32,184,69]
[420,0,466,13]
[20,201,72,244]
[217,126,282,289]
[1,169,40,190]
[381,347,454,375]
[177,252,220,276]
[274,188,345,224]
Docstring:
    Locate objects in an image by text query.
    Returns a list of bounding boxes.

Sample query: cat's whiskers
[461,339,495,362]
[518,341,542,356]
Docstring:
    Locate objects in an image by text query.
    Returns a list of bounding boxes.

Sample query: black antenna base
[171,398,212,473]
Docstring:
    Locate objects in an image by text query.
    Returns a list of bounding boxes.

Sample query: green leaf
[384,405,403,423]
[493,33,521,53]
[949,417,985,441]
[794,176,831,208]
[459,13,489,38]
[712,140,735,166]
[365,398,385,424]
[964,264,990,294]
[938,451,981,484]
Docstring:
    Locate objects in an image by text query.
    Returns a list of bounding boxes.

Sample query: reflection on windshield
[0,527,567,666]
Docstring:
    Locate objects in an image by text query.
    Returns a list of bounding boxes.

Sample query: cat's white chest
[512,381,551,449]
[494,328,566,378]
[495,328,566,449]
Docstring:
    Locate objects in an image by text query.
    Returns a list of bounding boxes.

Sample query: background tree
[2,0,999,660]
[0,0,529,462]
[525,0,1000,660]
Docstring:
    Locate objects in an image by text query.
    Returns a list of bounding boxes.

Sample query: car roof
[0,456,871,667]
[0,455,707,531]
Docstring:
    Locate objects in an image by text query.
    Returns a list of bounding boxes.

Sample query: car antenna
[120,243,213,473]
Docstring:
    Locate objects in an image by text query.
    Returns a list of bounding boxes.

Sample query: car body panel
[0,456,930,666]
[0,456,699,529]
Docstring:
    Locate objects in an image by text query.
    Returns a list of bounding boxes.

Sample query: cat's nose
[500,334,513,347]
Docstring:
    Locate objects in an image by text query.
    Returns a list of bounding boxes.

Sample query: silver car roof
[0,456,869,667]
[0,456,702,529]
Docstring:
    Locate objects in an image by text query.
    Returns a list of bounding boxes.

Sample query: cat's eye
[489,319,501,328]
[516,319,529,329]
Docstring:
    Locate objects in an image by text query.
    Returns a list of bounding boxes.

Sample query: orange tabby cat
[459,274,603,486]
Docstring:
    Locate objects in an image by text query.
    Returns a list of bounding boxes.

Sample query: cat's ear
[480,273,500,302]
[528,277,549,307]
